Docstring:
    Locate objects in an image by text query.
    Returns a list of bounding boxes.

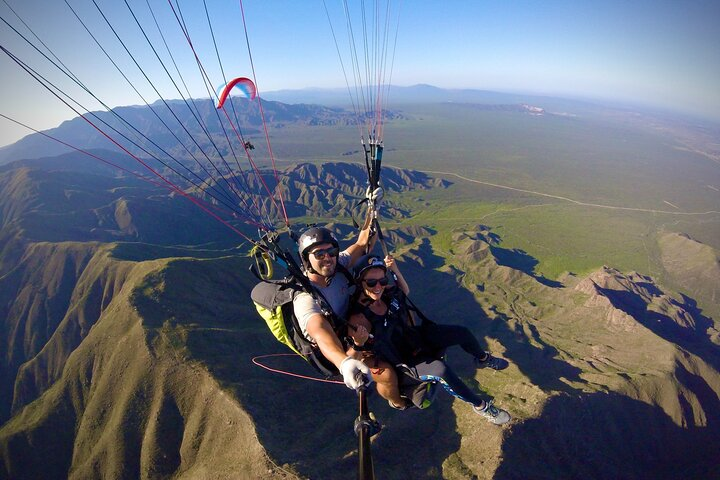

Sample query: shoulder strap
[336,262,355,286]
[310,285,342,327]
[308,262,354,327]
[403,294,435,325]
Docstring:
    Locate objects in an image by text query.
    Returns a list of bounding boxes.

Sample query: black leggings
[420,322,486,359]
[409,323,487,407]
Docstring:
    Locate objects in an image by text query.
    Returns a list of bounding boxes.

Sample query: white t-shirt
[293,252,354,342]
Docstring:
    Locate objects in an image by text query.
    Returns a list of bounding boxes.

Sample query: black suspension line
[202,0,245,146]
[122,0,266,227]
[197,0,267,223]
[322,0,365,140]
[0,44,267,229]
[62,0,252,218]
[170,0,281,227]
[164,0,272,226]
[0,44,265,236]
[0,10,257,224]
[90,0,265,227]
[144,0,202,125]
[237,0,291,227]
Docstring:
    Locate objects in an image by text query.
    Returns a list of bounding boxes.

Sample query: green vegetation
[394,191,659,279]
[476,205,656,278]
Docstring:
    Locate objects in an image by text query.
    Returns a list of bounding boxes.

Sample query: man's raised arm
[344,209,378,266]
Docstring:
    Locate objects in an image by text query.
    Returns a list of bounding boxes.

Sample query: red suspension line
[238,0,290,228]
[166,0,283,227]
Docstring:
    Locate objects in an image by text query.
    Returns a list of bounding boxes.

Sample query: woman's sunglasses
[363,277,389,287]
[310,247,339,260]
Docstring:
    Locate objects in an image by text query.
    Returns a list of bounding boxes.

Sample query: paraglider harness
[250,240,355,378]
[351,286,442,409]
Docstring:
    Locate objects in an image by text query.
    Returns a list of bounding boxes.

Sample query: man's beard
[315,261,336,278]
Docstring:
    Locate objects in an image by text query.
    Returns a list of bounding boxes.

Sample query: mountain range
[0,92,719,479]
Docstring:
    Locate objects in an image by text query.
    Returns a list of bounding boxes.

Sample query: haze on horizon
[1,0,719,148]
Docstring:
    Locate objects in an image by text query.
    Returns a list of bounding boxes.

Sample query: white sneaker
[473,400,511,425]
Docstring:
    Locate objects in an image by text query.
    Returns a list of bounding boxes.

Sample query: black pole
[373,144,383,188]
[355,386,375,480]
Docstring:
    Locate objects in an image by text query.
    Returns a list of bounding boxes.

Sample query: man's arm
[305,313,349,368]
[306,313,372,389]
[344,208,377,266]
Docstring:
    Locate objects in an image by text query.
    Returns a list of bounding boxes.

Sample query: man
[293,220,376,390]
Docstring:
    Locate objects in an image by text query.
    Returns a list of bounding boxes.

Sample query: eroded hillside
[0,250,275,479]
[658,231,720,322]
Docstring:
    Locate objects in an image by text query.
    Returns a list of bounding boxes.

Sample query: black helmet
[297,226,339,269]
[353,255,386,281]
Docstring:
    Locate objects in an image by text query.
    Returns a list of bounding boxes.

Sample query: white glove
[365,186,384,207]
[340,357,373,390]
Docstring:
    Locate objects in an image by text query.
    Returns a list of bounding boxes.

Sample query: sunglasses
[363,277,389,288]
[310,246,339,260]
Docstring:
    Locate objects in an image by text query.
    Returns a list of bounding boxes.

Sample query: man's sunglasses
[363,277,389,287]
[310,247,339,260]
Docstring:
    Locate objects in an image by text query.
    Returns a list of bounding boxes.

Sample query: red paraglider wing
[216,77,256,108]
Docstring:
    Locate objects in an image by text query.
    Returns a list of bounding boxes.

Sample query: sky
[1,0,719,148]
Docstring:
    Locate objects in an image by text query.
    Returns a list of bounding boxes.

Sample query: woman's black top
[356,286,431,365]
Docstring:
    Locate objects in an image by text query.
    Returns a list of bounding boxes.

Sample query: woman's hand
[384,254,410,295]
[384,255,398,272]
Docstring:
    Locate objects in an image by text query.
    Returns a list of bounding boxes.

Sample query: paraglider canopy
[216,77,256,109]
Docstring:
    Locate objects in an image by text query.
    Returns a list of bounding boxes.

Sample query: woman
[347,255,511,425]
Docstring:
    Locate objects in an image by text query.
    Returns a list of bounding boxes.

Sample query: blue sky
[1,0,719,147]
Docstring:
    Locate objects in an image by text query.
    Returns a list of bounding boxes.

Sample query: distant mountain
[0,151,445,250]
[263,84,559,107]
[0,154,237,254]
[0,85,610,166]
[0,98,358,165]
[247,161,449,220]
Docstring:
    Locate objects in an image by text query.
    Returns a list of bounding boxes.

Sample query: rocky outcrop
[0,242,100,422]
[239,162,450,219]
[575,266,713,339]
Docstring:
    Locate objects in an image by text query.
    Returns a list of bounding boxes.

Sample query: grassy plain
[383,189,716,289]
[406,198,659,279]
[268,103,719,207]
[265,101,720,286]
